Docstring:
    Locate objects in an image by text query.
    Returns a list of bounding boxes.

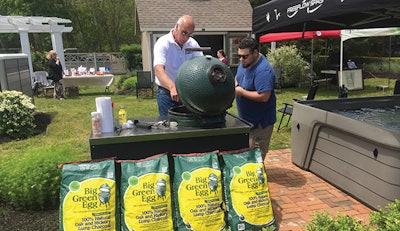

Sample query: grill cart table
[89,113,252,160]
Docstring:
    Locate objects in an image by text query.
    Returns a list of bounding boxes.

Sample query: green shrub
[0,90,35,139]
[122,77,137,90]
[0,145,76,210]
[267,45,309,87]
[120,43,142,72]
[306,200,400,230]
[370,199,400,231]
[116,73,134,90]
[306,211,371,231]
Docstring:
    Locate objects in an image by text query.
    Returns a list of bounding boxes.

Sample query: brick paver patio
[265,149,373,231]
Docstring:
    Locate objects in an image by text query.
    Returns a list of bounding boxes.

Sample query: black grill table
[89,113,251,160]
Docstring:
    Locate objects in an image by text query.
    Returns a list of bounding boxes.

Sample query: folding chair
[276,83,319,131]
[135,71,154,98]
[274,67,282,92]
[32,71,54,97]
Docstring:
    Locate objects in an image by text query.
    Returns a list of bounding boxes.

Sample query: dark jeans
[156,86,182,117]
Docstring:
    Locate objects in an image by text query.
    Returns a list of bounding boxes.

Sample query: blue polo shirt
[236,55,276,128]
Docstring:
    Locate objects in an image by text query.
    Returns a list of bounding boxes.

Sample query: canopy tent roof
[259,28,400,43]
[259,30,340,43]
[252,0,400,34]
[341,27,400,42]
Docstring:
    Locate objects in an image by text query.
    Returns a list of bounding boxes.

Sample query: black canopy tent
[253,0,400,34]
[253,0,400,87]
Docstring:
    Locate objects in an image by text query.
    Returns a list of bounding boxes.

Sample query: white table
[320,70,338,88]
[61,74,114,92]
[320,70,337,75]
[320,69,363,90]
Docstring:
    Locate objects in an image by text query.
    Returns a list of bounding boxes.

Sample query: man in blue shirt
[153,15,203,116]
[235,37,276,160]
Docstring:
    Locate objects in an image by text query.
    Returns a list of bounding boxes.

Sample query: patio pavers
[265,149,373,231]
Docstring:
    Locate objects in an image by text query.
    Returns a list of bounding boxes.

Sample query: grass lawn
[0,75,397,229]
[0,76,396,163]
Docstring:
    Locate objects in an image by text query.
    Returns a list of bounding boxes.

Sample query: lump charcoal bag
[118,153,173,231]
[173,151,226,231]
[220,147,275,231]
[59,159,117,231]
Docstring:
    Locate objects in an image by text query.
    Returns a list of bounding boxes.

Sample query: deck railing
[64,52,128,75]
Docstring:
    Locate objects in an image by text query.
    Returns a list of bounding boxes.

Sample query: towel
[95,97,114,133]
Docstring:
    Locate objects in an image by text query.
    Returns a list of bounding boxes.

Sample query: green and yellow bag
[59,158,117,231]
[118,153,173,231]
[173,151,226,231]
[220,147,275,231]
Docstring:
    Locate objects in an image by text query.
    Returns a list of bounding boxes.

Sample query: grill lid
[175,55,235,116]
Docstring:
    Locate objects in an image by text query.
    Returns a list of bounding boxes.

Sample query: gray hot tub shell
[291,95,400,210]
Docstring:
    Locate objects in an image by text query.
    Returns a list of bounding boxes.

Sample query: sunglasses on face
[181,29,193,37]
[237,54,250,60]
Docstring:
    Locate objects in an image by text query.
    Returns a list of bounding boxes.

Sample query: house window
[228,35,249,67]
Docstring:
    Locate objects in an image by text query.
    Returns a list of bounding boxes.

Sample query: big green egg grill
[168,55,235,128]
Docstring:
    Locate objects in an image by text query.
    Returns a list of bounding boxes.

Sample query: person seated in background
[217,49,228,64]
[347,60,357,69]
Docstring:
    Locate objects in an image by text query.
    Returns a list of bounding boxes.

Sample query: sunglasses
[237,54,250,60]
[181,29,193,37]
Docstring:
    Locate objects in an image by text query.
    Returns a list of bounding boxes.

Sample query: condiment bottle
[91,112,102,135]
[118,106,127,127]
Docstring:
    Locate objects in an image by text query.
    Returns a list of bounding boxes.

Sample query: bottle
[91,112,102,135]
[118,106,127,127]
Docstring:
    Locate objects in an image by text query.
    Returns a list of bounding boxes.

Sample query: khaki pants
[249,124,274,159]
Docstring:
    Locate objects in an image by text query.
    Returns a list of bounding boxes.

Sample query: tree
[0,0,138,52]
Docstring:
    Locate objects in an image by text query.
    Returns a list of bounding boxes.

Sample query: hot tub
[291,95,400,210]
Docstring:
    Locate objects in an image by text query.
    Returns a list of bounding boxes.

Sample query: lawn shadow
[32,111,54,136]
[0,111,55,144]
[73,91,116,97]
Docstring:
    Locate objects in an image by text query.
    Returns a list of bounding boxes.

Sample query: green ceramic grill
[169,55,235,127]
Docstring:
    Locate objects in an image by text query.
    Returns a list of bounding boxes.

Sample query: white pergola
[0,16,73,76]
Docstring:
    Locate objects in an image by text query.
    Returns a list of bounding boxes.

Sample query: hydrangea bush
[267,45,309,88]
[0,90,35,139]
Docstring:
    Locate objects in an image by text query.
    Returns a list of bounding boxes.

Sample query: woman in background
[46,50,65,100]
[217,49,228,64]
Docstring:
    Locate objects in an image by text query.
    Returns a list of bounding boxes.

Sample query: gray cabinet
[0,54,32,97]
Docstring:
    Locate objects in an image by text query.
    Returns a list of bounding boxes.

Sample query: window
[227,34,250,66]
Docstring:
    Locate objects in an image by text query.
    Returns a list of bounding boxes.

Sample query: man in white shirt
[153,15,203,116]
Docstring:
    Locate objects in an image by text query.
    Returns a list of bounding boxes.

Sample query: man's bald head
[176,15,195,31]
[173,15,196,46]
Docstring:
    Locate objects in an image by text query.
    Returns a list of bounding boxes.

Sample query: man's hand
[235,85,244,97]
[169,86,180,102]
